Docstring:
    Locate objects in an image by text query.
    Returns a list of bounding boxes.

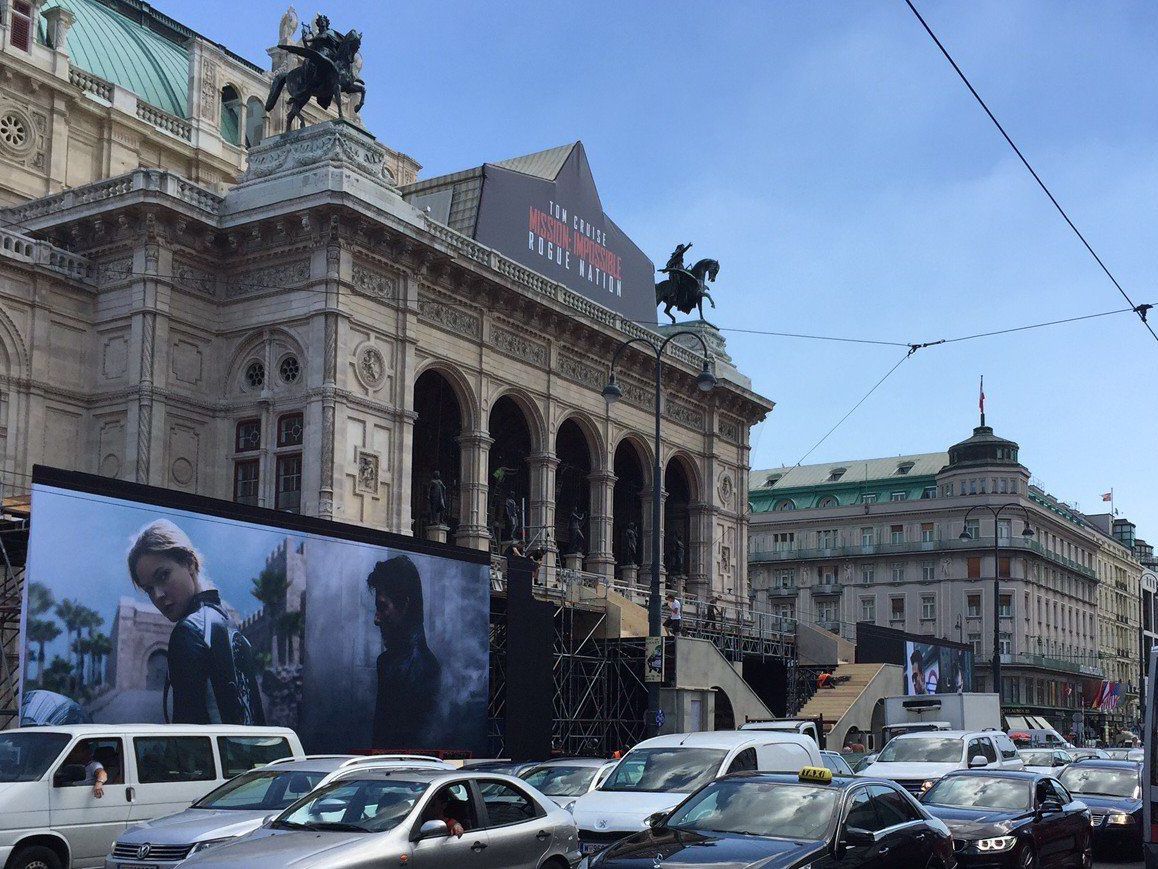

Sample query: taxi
[580,766,955,868]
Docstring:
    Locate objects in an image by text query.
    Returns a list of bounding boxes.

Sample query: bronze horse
[265,30,365,131]
[655,258,720,323]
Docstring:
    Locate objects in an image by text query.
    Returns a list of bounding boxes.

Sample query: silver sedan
[176,768,580,868]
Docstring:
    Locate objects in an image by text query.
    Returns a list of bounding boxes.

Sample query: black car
[582,767,954,868]
[920,769,1092,867]
[1056,760,1142,856]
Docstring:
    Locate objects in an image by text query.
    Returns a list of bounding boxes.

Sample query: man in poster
[368,555,441,747]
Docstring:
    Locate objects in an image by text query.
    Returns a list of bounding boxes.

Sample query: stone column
[455,430,492,552]
[587,469,616,577]
[528,452,559,569]
[640,484,667,591]
[689,503,714,599]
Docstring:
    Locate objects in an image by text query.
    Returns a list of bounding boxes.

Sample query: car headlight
[974,835,1016,852]
[1107,812,1135,825]
[189,837,235,854]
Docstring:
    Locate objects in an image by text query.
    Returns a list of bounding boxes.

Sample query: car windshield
[1019,751,1053,766]
[1058,767,1140,799]
[601,748,728,793]
[821,754,853,775]
[520,765,598,797]
[667,780,838,840]
[0,732,71,783]
[195,769,327,811]
[923,776,1032,810]
[876,737,963,764]
[274,778,428,833]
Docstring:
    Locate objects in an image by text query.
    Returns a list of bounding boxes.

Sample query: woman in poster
[127,520,265,726]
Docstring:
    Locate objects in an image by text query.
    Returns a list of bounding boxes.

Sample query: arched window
[817,496,838,508]
[244,96,266,148]
[145,649,168,691]
[773,499,796,512]
[220,85,241,146]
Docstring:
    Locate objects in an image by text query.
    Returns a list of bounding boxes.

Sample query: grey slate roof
[493,143,577,180]
[752,452,948,491]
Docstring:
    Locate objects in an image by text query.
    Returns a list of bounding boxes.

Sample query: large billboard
[473,142,657,324]
[20,467,490,755]
[856,622,974,695]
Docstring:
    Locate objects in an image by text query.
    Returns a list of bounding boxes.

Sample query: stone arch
[554,411,606,472]
[413,360,478,433]
[664,453,698,581]
[554,417,595,556]
[487,386,547,453]
[224,328,306,397]
[244,96,266,148]
[220,83,242,146]
[410,367,470,539]
[487,393,538,546]
[664,450,702,502]
[612,435,649,572]
[610,432,654,485]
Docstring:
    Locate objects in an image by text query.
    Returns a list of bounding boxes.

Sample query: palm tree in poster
[251,559,288,666]
[54,599,81,692]
[25,617,61,684]
[89,633,112,687]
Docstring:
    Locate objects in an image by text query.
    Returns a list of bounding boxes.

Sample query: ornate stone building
[0,1,772,609]
[748,418,1144,733]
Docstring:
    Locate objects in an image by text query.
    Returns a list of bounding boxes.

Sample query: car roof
[889,730,992,740]
[11,724,297,736]
[940,769,1045,781]
[1067,759,1141,770]
[728,771,868,790]
[262,755,450,774]
[522,757,612,768]
[329,768,530,784]
[631,731,815,750]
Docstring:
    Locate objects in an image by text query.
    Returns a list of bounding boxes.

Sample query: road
[1095,856,1141,869]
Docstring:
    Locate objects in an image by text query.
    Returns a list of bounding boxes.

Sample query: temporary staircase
[799,663,897,749]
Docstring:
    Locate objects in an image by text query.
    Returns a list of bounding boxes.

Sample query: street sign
[1072,712,1084,725]
[655,709,666,728]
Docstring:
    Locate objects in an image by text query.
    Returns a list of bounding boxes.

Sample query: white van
[0,724,303,869]
[568,730,821,858]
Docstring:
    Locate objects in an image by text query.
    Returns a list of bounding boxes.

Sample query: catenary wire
[902,0,1158,345]
[794,351,911,467]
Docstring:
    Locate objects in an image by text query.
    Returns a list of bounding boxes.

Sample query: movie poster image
[21,479,489,754]
[904,639,974,695]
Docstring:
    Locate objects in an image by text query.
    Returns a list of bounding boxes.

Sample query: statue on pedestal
[655,241,720,324]
[668,531,685,575]
[504,495,521,541]
[265,12,366,130]
[427,471,447,525]
[568,510,586,555]
[624,522,639,565]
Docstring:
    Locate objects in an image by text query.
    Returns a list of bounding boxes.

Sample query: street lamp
[604,331,716,737]
[959,503,1034,699]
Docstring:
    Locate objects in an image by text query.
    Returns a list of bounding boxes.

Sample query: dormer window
[895,462,915,476]
[764,474,782,487]
[827,467,847,483]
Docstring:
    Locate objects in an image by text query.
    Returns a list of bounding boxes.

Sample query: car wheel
[1017,842,1038,869]
[10,845,62,869]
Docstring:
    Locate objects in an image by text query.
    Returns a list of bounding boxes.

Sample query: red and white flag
[1102,492,1113,502]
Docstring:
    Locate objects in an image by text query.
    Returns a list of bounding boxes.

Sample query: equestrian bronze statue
[655,242,720,323]
[265,13,366,131]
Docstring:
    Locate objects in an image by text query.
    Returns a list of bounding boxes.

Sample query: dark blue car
[581,768,955,868]
[1056,760,1142,856]
[919,769,1092,867]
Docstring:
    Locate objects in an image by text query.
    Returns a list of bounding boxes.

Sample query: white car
[568,730,822,858]
[517,758,618,807]
[856,729,1023,797]
[1018,748,1074,776]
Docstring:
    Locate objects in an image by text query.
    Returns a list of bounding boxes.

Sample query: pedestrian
[663,592,682,636]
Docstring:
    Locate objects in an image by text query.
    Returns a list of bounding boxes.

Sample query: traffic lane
[1094,858,1141,868]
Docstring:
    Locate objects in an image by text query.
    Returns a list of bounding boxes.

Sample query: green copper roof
[42,0,189,117]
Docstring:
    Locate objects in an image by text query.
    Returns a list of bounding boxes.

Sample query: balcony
[810,583,843,597]
[997,652,1103,678]
[817,619,842,633]
[751,535,1098,580]
[767,586,799,599]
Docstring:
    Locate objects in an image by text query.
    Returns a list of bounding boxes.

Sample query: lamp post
[603,332,716,737]
[959,503,1034,701]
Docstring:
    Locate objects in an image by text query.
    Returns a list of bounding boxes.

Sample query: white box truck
[878,693,1001,747]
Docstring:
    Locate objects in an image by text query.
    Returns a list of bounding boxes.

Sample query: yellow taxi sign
[798,765,833,784]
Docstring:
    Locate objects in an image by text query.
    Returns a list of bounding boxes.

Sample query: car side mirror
[968,755,989,768]
[416,820,449,841]
[843,827,876,847]
[646,811,667,829]
[53,765,84,787]
[1039,798,1063,814]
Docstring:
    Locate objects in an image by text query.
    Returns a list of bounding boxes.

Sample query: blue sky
[177,1,1156,534]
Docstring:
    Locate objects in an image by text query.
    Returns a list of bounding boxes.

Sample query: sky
[175,1,1157,534]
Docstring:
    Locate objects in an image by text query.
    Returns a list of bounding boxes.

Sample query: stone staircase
[799,663,891,744]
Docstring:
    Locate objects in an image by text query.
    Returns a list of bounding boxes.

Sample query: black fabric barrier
[505,556,554,761]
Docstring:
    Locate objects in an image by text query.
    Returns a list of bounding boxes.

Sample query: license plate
[580,842,606,855]
[118,864,158,869]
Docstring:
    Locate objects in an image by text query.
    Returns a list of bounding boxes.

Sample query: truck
[739,716,825,749]
[876,693,1001,749]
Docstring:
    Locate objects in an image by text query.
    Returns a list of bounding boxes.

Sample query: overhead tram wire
[793,350,912,467]
[902,0,1158,346]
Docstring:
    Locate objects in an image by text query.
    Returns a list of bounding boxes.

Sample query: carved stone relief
[351,262,397,302]
[417,297,481,339]
[227,258,310,297]
[354,446,380,495]
[490,325,547,367]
